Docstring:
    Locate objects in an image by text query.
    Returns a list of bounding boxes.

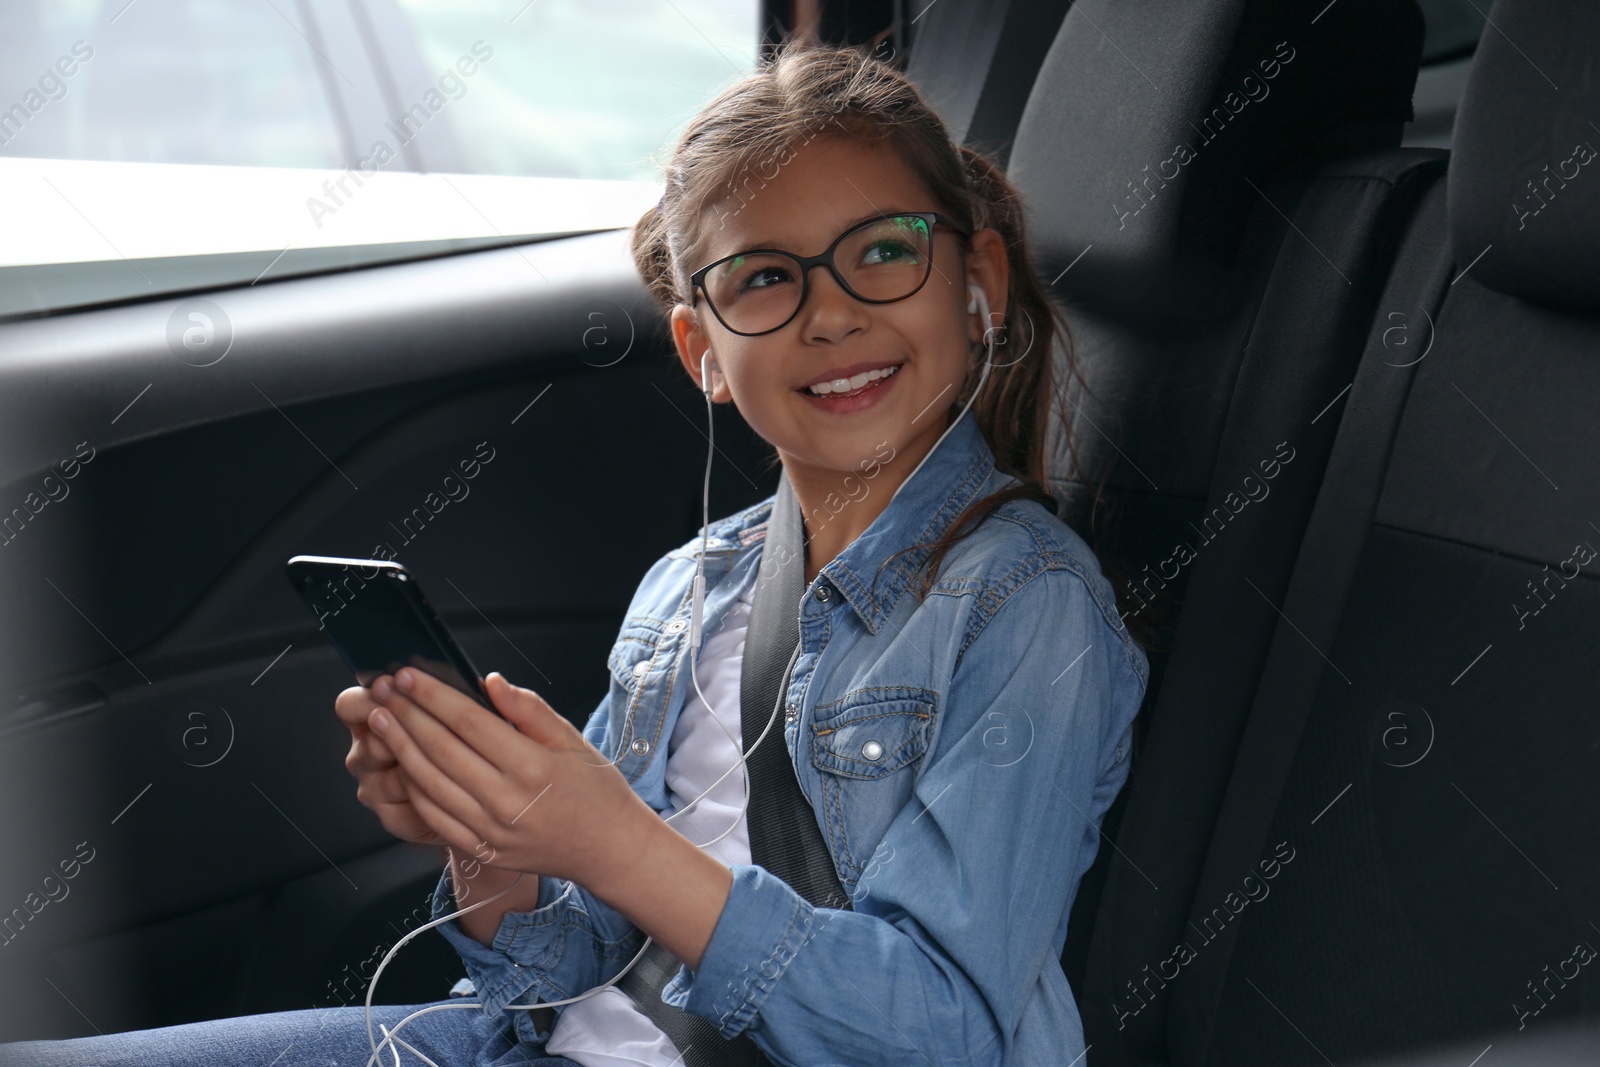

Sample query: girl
[0,39,1147,1067]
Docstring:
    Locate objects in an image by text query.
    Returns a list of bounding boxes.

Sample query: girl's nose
[797,263,871,344]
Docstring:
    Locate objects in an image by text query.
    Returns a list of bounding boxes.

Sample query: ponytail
[628,200,679,312]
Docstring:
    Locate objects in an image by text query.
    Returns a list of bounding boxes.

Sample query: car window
[391,0,756,180]
[0,0,756,319]
[0,0,348,168]
[0,0,755,177]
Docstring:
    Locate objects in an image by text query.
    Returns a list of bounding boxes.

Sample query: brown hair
[629,39,1156,652]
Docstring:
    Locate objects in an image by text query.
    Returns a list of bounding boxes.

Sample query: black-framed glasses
[689,211,970,337]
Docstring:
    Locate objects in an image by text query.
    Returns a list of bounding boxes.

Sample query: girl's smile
[795,359,903,412]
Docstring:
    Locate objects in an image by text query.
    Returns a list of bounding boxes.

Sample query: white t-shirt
[544,569,757,1066]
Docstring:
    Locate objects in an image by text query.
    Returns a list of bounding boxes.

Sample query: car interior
[0,1,1595,1064]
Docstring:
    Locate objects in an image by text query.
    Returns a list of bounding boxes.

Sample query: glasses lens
[702,251,804,335]
[836,215,933,301]
[701,215,935,335]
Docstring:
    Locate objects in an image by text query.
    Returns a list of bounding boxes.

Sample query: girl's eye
[741,265,794,291]
[859,239,919,267]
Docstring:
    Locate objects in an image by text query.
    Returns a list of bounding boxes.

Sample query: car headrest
[1009,0,1423,325]
[1448,0,1600,312]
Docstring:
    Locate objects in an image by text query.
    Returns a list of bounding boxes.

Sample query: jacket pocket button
[860,739,884,761]
[630,738,651,755]
[631,661,650,678]
[665,619,687,634]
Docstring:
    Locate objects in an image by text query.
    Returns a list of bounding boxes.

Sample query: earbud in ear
[967,284,980,314]
[700,350,717,398]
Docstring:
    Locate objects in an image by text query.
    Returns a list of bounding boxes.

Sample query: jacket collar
[802,409,1002,635]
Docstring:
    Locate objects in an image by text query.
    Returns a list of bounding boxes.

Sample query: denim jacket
[430,411,1149,1065]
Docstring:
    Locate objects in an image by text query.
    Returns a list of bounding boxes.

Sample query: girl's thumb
[486,673,564,742]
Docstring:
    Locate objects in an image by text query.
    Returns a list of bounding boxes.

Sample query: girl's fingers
[369,675,505,809]
[408,781,493,858]
[488,673,617,770]
[337,679,401,767]
[363,731,397,766]
[371,700,498,841]
[334,684,381,731]
[485,673,577,752]
[388,668,539,787]
[355,767,410,808]
[373,799,444,847]
[486,673,565,741]
[336,687,399,765]
[346,739,390,781]
[346,727,399,775]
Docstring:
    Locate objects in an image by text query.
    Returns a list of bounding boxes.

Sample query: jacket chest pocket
[807,687,937,880]
[605,618,677,772]
[607,618,670,692]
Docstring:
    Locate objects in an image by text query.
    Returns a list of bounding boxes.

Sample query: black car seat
[1158,1,1600,1062]
[1002,0,1435,1057]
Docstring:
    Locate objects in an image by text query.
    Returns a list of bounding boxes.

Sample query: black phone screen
[285,555,498,715]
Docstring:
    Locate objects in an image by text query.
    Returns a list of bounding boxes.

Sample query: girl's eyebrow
[736,208,913,256]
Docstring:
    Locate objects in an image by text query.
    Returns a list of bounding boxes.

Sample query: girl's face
[670,136,1008,487]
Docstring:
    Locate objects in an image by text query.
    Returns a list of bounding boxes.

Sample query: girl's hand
[334,683,444,847]
[365,667,653,889]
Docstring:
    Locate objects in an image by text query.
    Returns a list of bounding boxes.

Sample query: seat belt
[740,471,854,913]
[617,470,851,1067]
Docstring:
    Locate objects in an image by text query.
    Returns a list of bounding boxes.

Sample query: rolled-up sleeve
[661,565,1147,1066]
[429,864,646,1045]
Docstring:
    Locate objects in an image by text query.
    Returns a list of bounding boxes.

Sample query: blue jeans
[0,999,578,1067]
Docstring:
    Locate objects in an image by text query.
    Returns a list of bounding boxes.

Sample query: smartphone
[285,554,499,716]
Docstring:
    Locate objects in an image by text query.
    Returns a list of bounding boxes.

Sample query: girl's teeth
[807,364,899,396]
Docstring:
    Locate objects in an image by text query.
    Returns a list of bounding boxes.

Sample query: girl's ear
[964,228,1010,339]
[670,304,719,399]
[671,305,733,403]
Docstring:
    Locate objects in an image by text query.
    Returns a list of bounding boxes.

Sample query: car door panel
[0,230,777,1036]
